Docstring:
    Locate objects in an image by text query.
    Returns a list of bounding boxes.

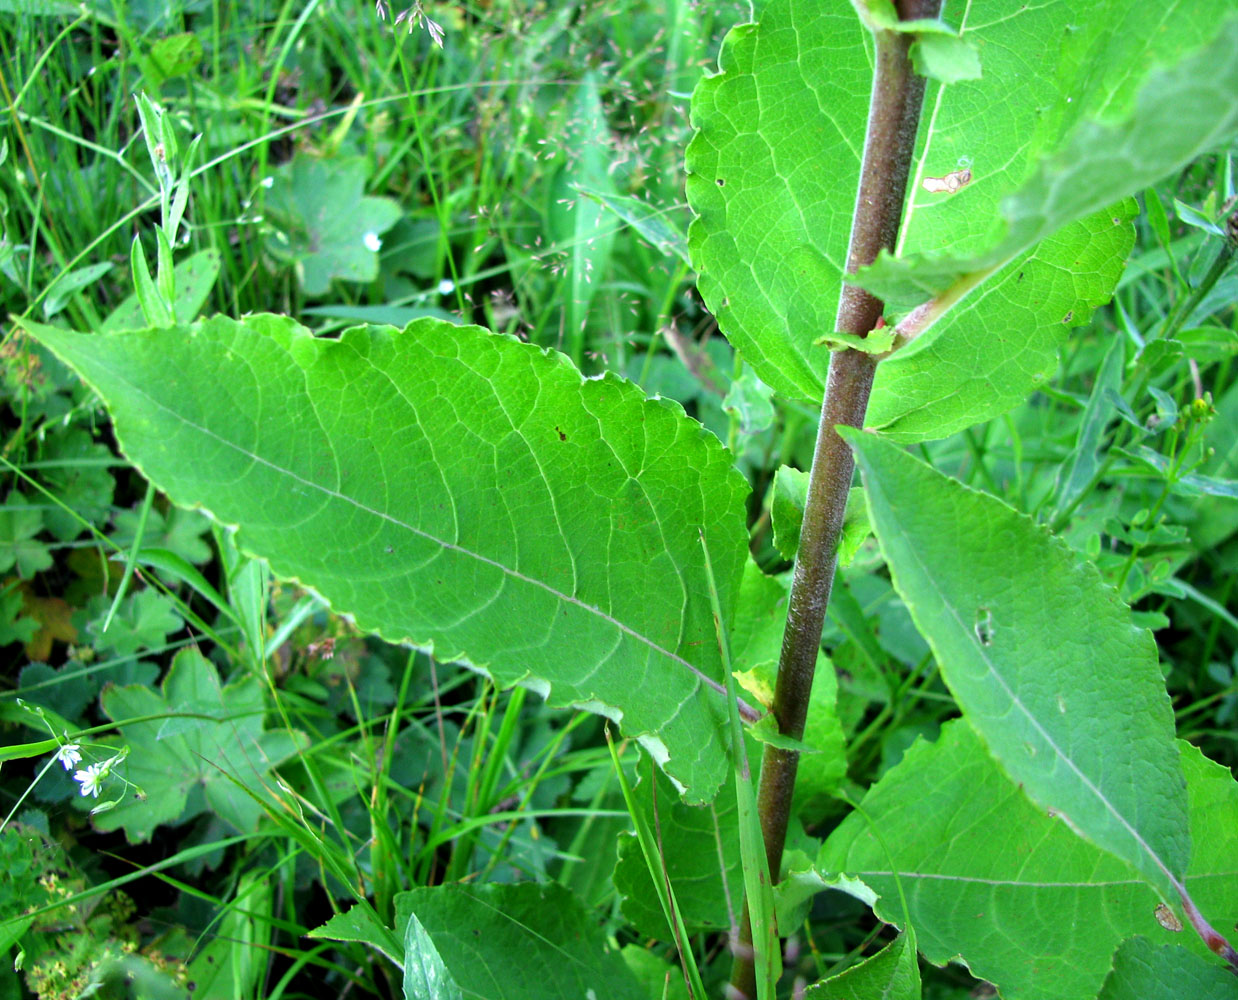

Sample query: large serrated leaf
[687,5,868,402]
[20,315,750,802]
[688,1,1236,440]
[859,9,1238,309]
[866,205,1134,441]
[814,722,1238,1000]
[841,429,1188,896]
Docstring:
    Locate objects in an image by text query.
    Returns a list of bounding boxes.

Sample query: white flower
[437,278,455,295]
[363,231,383,252]
[55,742,82,771]
[260,176,275,189]
[74,763,106,798]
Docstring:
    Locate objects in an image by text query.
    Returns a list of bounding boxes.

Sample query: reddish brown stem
[729,2,940,996]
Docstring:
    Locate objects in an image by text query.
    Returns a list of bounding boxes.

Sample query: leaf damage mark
[1155,903,1184,932]
[922,168,972,195]
[973,606,994,646]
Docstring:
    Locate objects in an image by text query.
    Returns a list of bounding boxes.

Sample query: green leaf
[264,156,402,296]
[109,505,213,565]
[308,904,403,968]
[865,206,1135,441]
[394,883,646,1000]
[130,235,174,327]
[619,947,691,1000]
[803,931,920,999]
[20,315,750,802]
[909,32,981,84]
[86,588,181,658]
[614,755,741,940]
[730,561,846,815]
[17,661,97,723]
[856,12,1238,310]
[403,908,463,1000]
[94,647,306,842]
[721,364,776,434]
[101,248,221,331]
[574,185,689,264]
[0,0,79,13]
[0,587,38,647]
[841,429,1188,896]
[771,470,869,567]
[41,261,113,319]
[1098,937,1238,1000]
[1188,379,1238,548]
[816,723,1237,1000]
[0,492,52,579]
[144,32,203,87]
[686,0,1152,427]
[687,6,864,401]
[1051,332,1126,523]
[1174,199,1227,238]
[39,427,116,541]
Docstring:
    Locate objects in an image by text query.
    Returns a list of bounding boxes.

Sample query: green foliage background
[1,1,1236,998]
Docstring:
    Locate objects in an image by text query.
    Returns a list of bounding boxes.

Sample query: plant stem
[730,2,940,995]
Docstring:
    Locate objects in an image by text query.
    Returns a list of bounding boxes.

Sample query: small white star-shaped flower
[74,763,106,798]
[55,742,82,771]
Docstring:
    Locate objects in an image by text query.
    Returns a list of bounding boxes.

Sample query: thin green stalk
[730,2,940,996]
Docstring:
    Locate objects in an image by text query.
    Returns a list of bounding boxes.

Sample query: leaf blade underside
[22,315,751,802]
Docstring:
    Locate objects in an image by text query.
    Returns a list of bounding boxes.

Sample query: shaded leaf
[1098,937,1238,1000]
[95,647,306,842]
[614,755,741,940]
[0,585,38,647]
[395,883,646,1000]
[803,932,920,1000]
[17,660,94,723]
[20,588,78,661]
[40,427,116,541]
[815,723,1237,1000]
[0,491,52,578]
[771,471,869,567]
[264,157,402,295]
[842,428,1188,895]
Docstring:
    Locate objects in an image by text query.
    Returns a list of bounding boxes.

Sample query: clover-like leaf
[0,491,52,579]
[94,647,306,842]
[39,428,116,541]
[264,156,402,296]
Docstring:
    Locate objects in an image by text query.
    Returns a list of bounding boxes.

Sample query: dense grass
[2,2,1236,998]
